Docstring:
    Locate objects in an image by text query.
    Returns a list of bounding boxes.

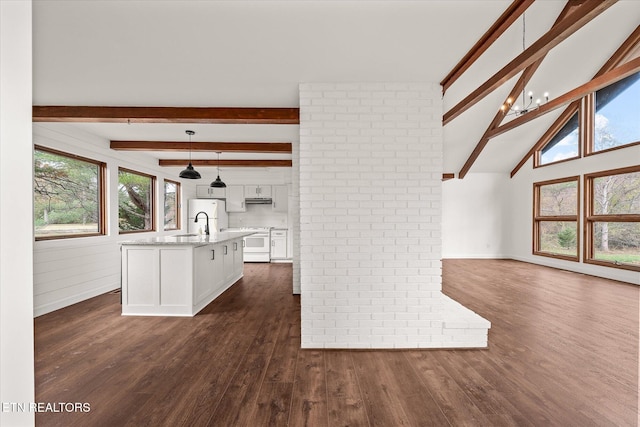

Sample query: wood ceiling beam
[32,106,300,124]
[440,0,534,94]
[510,24,640,178]
[159,159,292,167]
[442,0,617,126]
[458,66,539,179]
[457,1,577,179]
[111,141,292,152]
[486,56,640,140]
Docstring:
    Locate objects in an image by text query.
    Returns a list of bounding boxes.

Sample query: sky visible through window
[541,73,640,164]
[594,76,640,151]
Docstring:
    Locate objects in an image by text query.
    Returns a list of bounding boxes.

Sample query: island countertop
[120,230,255,247]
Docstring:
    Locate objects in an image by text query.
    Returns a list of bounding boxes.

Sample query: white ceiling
[32,0,640,175]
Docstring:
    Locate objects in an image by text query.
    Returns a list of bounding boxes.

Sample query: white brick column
[298,82,489,349]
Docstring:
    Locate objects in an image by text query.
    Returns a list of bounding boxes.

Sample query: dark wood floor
[35,260,639,426]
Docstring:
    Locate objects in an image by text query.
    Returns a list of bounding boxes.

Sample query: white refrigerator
[188,199,228,235]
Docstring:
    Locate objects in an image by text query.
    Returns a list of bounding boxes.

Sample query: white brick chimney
[297,82,490,349]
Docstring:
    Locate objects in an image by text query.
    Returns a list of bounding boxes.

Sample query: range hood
[245,197,273,205]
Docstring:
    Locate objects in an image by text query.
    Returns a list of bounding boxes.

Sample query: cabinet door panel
[272,185,288,212]
[212,244,225,293]
[223,243,235,282]
[226,185,245,212]
[125,248,157,306]
[160,248,190,306]
[194,245,213,304]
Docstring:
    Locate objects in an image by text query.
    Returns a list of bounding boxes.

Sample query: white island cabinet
[120,231,254,316]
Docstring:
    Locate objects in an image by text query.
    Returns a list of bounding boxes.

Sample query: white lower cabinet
[270,229,288,260]
[193,243,225,308]
[223,242,235,283]
[232,239,244,277]
[122,237,245,316]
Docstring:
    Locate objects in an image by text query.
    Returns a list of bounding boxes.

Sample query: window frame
[586,70,640,156]
[535,69,640,168]
[118,167,156,234]
[534,103,582,168]
[163,179,181,231]
[584,165,640,272]
[34,145,107,241]
[533,176,580,262]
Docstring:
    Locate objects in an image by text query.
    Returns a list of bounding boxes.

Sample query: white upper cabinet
[244,185,272,198]
[226,185,245,212]
[272,185,288,212]
[196,185,226,199]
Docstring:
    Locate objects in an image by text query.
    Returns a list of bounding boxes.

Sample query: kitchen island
[120,231,254,316]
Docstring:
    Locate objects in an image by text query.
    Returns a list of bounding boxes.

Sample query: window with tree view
[118,168,155,233]
[534,177,579,261]
[585,166,640,271]
[164,179,180,230]
[592,71,640,153]
[34,147,105,240]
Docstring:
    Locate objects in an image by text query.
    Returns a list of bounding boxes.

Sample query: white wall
[1,1,35,425]
[298,82,489,349]
[32,124,198,316]
[507,145,640,285]
[442,173,509,258]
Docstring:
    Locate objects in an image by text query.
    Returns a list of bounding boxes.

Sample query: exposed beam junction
[511,24,640,177]
[486,56,640,140]
[457,1,577,179]
[443,0,617,126]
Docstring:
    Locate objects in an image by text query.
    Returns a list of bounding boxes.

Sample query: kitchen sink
[173,233,198,237]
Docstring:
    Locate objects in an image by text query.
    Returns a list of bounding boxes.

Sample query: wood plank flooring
[34,260,639,426]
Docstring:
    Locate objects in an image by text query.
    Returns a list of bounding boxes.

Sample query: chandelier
[501,91,549,116]
[500,13,549,116]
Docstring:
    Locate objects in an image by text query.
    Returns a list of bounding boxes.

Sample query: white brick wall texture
[292,137,301,294]
[298,82,490,349]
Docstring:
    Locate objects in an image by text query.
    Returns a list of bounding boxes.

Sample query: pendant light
[210,151,226,188]
[179,130,201,179]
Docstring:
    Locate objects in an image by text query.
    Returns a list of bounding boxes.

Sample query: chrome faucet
[194,211,210,235]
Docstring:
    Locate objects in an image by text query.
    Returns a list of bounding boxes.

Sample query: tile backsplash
[228,204,288,228]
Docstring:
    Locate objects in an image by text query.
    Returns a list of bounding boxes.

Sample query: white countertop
[120,230,255,246]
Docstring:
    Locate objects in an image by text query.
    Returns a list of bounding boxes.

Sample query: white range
[228,227,272,262]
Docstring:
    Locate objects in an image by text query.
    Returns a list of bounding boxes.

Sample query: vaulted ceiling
[32,0,640,178]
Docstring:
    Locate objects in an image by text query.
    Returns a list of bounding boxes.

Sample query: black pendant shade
[179,163,201,179]
[210,151,226,187]
[180,130,201,179]
[210,175,226,188]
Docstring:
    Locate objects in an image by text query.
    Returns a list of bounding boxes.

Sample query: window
[585,166,640,271]
[536,70,640,167]
[34,146,106,240]
[591,71,640,154]
[118,168,155,233]
[539,112,580,166]
[164,179,180,230]
[533,177,580,261]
